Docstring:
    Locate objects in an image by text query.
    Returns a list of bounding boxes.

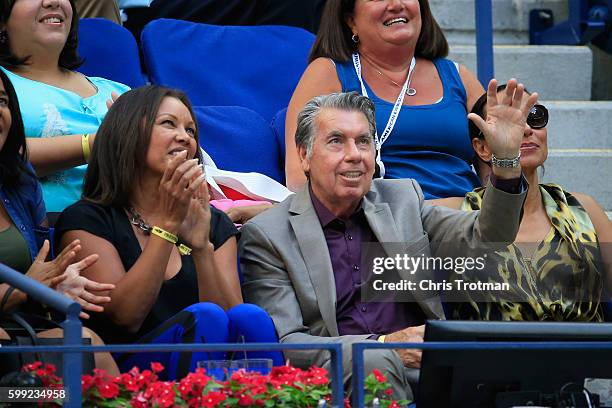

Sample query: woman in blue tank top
[285,0,483,199]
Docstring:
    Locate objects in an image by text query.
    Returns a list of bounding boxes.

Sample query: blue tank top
[335,58,480,199]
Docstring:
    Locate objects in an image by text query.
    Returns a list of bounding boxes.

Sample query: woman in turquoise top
[0,0,129,212]
[285,0,483,198]
[0,67,118,375]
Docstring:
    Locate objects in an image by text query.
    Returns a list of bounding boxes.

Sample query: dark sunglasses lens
[527,105,548,129]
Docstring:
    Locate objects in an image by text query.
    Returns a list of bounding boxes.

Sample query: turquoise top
[335,58,480,199]
[0,66,130,211]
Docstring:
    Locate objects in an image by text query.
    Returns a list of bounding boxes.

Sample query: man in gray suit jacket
[240,84,537,399]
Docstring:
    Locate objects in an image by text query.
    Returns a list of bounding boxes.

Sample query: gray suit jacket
[239,178,526,368]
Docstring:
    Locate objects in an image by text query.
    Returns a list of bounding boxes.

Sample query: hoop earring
[351,33,359,44]
[0,31,7,44]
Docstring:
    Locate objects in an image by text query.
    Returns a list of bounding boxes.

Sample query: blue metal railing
[0,263,83,407]
[475,0,495,87]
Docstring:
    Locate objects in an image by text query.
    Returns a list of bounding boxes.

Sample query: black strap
[5,312,43,363]
[0,286,16,313]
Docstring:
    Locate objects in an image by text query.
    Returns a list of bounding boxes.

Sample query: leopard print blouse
[449,183,604,322]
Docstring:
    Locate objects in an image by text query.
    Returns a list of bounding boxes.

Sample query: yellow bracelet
[151,226,178,245]
[151,226,192,256]
[377,335,386,343]
[81,133,91,163]
[177,243,192,256]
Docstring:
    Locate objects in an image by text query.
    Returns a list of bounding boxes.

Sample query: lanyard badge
[352,53,415,178]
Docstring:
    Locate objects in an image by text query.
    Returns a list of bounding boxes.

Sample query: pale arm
[26,135,93,177]
[285,58,342,191]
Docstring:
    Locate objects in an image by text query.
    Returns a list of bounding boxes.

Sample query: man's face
[299,107,375,217]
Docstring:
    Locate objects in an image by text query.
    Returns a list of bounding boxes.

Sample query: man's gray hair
[295,92,377,157]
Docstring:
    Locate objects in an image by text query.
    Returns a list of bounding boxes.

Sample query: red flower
[187,396,203,407]
[120,373,141,392]
[22,361,42,372]
[130,392,149,408]
[372,369,386,383]
[97,381,120,399]
[81,375,94,394]
[384,388,393,396]
[44,364,57,376]
[150,362,164,373]
[238,394,254,406]
[202,391,226,408]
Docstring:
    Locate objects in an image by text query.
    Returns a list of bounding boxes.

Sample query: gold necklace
[362,54,417,96]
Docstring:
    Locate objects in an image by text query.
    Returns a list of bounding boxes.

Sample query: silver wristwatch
[491,153,521,168]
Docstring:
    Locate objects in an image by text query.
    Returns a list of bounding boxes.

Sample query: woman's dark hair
[0,0,83,70]
[83,85,201,207]
[310,0,448,62]
[0,68,35,189]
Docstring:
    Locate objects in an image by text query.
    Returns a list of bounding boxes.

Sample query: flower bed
[21,361,408,407]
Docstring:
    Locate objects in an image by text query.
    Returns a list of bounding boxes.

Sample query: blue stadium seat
[194,106,284,184]
[77,18,146,88]
[270,107,287,161]
[141,19,315,121]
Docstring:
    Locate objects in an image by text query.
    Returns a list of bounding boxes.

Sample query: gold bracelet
[151,226,192,256]
[81,133,91,163]
[377,335,386,343]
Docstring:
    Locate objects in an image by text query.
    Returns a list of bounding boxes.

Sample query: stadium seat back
[270,107,287,161]
[77,18,146,88]
[142,19,315,121]
[195,106,284,184]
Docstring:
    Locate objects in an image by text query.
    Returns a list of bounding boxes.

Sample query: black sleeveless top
[55,200,238,344]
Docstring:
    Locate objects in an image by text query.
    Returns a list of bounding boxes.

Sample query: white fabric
[205,167,293,203]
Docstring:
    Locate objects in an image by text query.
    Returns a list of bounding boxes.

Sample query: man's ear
[472,138,492,162]
[298,145,310,176]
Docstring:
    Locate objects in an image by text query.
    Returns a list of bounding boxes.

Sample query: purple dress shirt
[308,175,524,336]
[309,187,426,336]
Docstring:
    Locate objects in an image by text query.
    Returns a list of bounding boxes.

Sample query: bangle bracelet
[151,226,192,256]
[377,335,386,343]
[81,133,91,163]
[491,153,520,168]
